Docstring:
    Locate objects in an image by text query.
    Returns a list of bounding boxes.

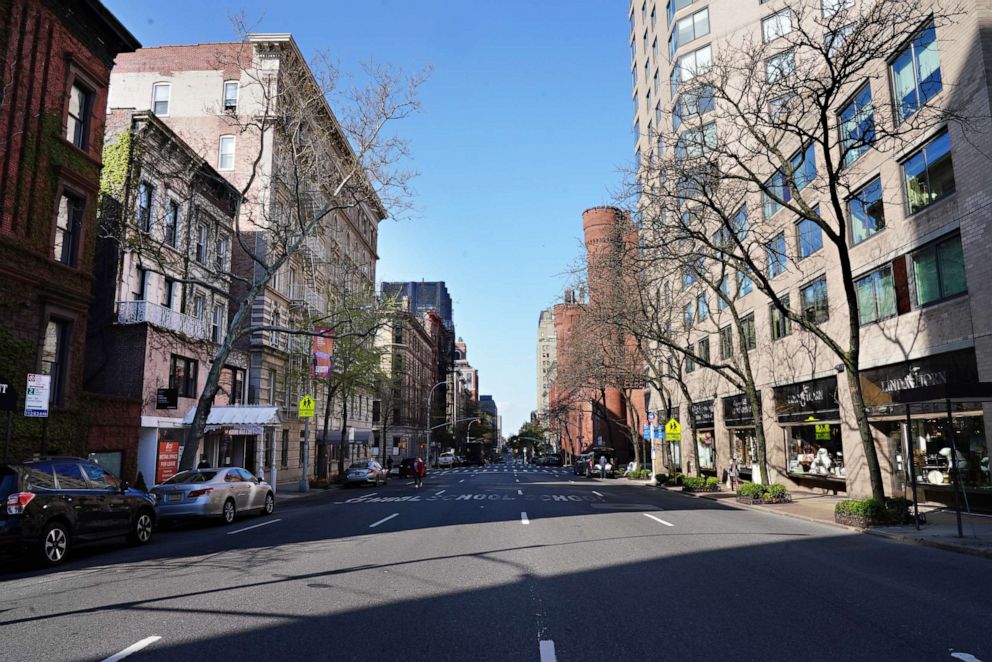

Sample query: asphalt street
[1,462,991,662]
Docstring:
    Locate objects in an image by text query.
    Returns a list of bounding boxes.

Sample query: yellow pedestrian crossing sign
[298,394,315,418]
[665,418,682,442]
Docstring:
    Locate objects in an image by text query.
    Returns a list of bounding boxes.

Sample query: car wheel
[38,521,70,566]
[221,499,236,525]
[127,509,154,546]
[262,492,275,516]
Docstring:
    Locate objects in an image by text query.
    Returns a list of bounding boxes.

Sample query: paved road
[1,462,990,662]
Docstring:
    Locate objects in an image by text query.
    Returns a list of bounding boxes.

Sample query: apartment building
[630,0,992,501]
[535,308,557,425]
[108,35,385,484]
[0,0,138,465]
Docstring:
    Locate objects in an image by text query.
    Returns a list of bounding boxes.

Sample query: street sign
[664,418,682,442]
[298,394,315,418]
[0,375,17,412]
[24,373,50,418]
[647,411,656,422]
[642,424,651,439]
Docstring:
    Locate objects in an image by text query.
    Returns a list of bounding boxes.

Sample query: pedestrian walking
[729,456,740,492]
[413,456,425,488]
[598,455,608,479]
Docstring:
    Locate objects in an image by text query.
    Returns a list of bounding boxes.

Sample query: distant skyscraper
[535,308,557,420]
[381,281,453,330]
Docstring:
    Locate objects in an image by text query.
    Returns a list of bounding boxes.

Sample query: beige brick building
[630,0,992,501]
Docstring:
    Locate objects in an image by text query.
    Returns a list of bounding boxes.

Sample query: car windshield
[164,470,218,484]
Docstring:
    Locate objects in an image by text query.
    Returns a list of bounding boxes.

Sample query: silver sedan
[151,467,275,525]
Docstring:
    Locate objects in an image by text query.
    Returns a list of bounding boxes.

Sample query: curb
[653,484,992,559]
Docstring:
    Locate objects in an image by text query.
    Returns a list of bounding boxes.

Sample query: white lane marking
[515,479,519,483]
[521,511,530,525]
[407,481,415,485]
[644,513,674,527]
[517,489,523,495]
[540,640,557,662]
[369,513,399,528]
[435,490,445,496]
[459,479,465,483]
[592,491,604,497]
[951,654,984,662]
[101,636,162,662]
[569,480,574,483]
[227,518,282,535]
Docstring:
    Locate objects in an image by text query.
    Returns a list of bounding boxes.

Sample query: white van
[438,452,456,468]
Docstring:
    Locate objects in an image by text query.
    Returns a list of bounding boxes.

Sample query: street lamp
[425,380,448,467]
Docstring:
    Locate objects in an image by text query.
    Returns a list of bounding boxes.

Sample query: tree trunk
[846,363,885,499]
[743,384,769,485]
[317,380,336,480]
[336,392,349,479]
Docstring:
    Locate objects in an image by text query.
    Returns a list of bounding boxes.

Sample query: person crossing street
[413,456,425,488]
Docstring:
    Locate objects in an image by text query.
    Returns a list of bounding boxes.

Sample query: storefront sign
[722,393,760,427]
[774,376,839,424]
[0,375,17,412]
[312,327,334,378]
[24,373,50,418]
[156,440,181,484]
[156,388,178,410]
[861,349,978,412]
[664,419,682,442]
[691,400,714,428]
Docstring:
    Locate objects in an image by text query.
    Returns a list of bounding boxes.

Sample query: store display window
[876,416,989,488]
[697,430,716,469]
[732,429,756,478]
[786,423,845,479]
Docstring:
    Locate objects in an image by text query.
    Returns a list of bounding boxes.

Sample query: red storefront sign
[156,441,181,484]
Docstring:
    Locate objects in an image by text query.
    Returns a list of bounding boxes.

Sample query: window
[211,304,224,343]
[826,23,855,58]
[903,130,954,214]
[81,463,119,490]
[766,49,795,83]
[718,276,730,310]
[771,295,792,340]
[133,266,148,301]
[801,276,829,323]
[667,0,695,26]
[719,325,733,360]
[682,265,696,289]
[891,22,941,122]
[53,462,88,489]
[912,234,966,305]
[137,181,153,232]
[763,144,815,218]
[672,45,711,95]
[796,218,823,259]
[163,278,176,309]
[41,319,69,405]
[768,93,795,123]
[196,224,208,263]
[673,85,714,130]
[839,85,875,167]
[849,177,885,244]
[683,301,694,326]
[671,8,709,57]
[737,270,753,296]
[855,267,896,325]
[685,351,696,373]
[741,313,757,351]
[66,82,92,149]
[676,121,716,158]
[152,83,171,116]
[697,293,709,321]
[267,367,277,405]
[281,430,289,468]
[53,191,83,266]
[170,355,198,398]
[697,336,710,364]
[271,310,282,348]
[767,233,787,277]
[215,235,230,271]
[192,294,205,320]
[219,136,236,171]
[164,200,179,247]
[822,0,853,16]
[762,10,792,42]
[223,81,239,112]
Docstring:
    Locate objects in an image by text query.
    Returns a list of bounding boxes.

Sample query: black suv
[0,457,157,566]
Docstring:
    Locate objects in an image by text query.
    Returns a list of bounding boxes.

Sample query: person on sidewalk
[729,456,740,492]
[599,455,608,479]
[413,456,425,488]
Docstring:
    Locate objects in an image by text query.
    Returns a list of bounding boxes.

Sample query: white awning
[182,406,281,433]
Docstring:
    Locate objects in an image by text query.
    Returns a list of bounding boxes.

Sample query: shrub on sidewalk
[736,482,791,504]
[654,473,668,484]
[682,475,719,492]
[835,496,909,527]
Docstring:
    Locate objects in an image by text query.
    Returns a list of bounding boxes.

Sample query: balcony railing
[300,236,325,262]
[116,300,208,340]
[289,284,326,315]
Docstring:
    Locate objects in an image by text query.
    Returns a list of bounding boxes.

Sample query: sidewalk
[655,483,992,560]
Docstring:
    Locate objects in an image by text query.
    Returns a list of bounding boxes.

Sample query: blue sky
[104,0,633,434]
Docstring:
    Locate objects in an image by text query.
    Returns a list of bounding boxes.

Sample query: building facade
[535,308,557,427]
[0,0,138,464]
[630,0,992,500]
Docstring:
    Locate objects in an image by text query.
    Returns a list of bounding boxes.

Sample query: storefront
[692,400,716,477]
[774,377,844,487]
[861,349,991,499]
[723,393,760,481]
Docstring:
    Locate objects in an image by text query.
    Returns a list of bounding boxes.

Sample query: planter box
[834,512,871,528]
[682,486,719,493]
[737,494,792,505]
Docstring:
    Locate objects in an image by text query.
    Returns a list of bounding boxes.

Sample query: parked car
[438,452,456,468]
[0,457,157,566]
[150,467,274,525]
[573,452,594,475]
[543,455,564,467]
[345,460,388,487]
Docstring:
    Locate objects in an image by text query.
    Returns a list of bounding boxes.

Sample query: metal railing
[289,284,326,315]
[116,300,208,340]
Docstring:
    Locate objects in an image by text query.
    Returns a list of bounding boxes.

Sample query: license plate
[167,493,182,503]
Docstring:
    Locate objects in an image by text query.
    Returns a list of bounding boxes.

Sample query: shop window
[839,84,875,166]
[719,325,733,360]
[912,234,966,305]
[849,177,885,244]
[896,416,988,487]
[787,424,845,479]
[170,354,198,398]
[41,318,70,406]
[855,266,896,325]
[696,431,716,469]
[800,276,829,323]
[741,313,757,351]
[732,430,757,478]
[891,22,941,123]
[66,81,93,149]
[903,130,954,214]
[770,295,792,340]
[53,191,84,267]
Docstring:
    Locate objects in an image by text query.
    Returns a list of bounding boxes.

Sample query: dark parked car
[542,455,564,467]
[0,457,157,566]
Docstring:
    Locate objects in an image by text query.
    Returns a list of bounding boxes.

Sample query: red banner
[156,441,180,484]
[312,327,334,378]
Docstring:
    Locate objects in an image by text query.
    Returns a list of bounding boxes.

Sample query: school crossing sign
[298,394,315,418]
[664,418,682,442]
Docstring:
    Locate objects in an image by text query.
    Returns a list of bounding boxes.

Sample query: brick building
[0,0,138,465]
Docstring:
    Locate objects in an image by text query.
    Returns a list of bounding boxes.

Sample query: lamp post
[425,380,447,467]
